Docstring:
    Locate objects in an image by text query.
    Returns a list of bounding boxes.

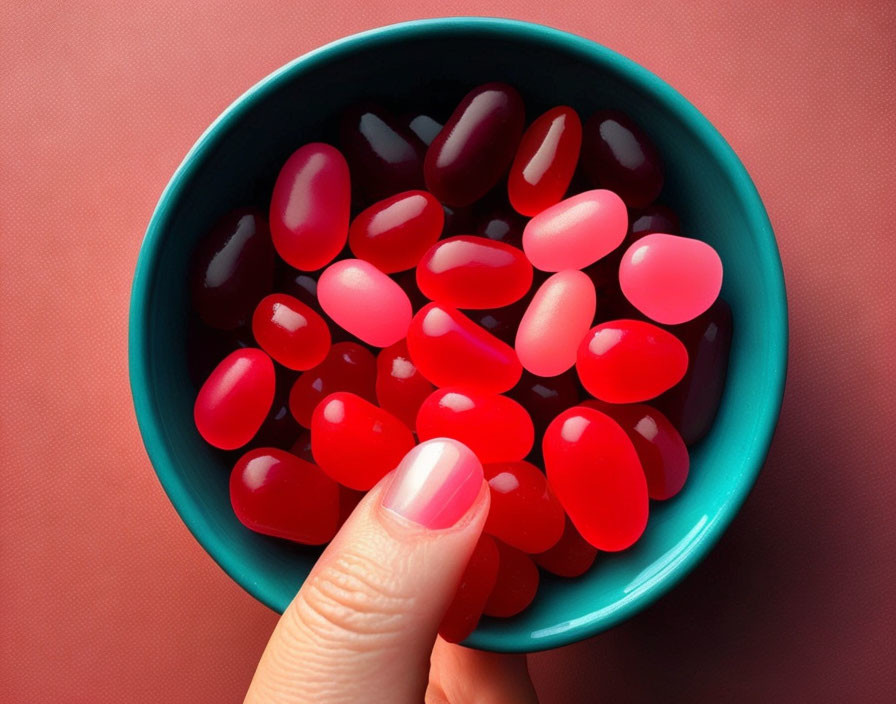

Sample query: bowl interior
[130,19,786,652]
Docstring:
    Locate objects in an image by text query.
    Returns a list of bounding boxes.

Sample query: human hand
[244,438,539,703]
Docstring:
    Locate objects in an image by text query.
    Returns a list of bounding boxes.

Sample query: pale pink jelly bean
[318,259,412,347]
[619,233,723,324]
[515,271,596,377]
[522,189,627,271]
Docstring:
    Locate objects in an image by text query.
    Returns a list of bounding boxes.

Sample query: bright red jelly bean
[230,447,340,544]
[582,400,689,500]
[656,299,733,445]
[483,542,540,618]
[406,303,522,393]
[311,392,415,490]
[340,102,426,203]
[190,208,274,330]
[270,143,350,271]
[484,461,565,553]
[416,388,534,464]
[425,82,525,207]
[532,516,598,577]
[348,190,444,274]
[194,348,275,450]
[581,110,664,208]
[576,320,688,403]
[543,406,648,551]
[508,370,580,436]
[416,236,533,309]
[439,534,499,643]
[288,342,377,428]
[508,106,582,216]
[630,203,680,237]
[251,293,331,371]
[375,339,435,430]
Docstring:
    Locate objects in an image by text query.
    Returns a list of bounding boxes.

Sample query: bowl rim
[129,16,788,652]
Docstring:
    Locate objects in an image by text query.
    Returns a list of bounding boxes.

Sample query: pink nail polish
[382,438,483,529]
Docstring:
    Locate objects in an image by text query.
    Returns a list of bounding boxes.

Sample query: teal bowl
[129,18,787,652]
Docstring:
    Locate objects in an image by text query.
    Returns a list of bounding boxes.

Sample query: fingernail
[382,438,483,529]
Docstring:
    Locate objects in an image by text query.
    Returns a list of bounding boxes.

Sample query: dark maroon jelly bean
[424,83,525,207]
[190,208,274,330]
[508,370,580,436]
[403,113,444,146]
[254,370,303,449]
[340,103,426,203]
[475,205,526,246]
[186,317,253,387]
[581,110,664,208]
[656,299,733,445]
[276,267,321,312]
[393,269,429,313]
[442,204,475,238]
[466,291,533,346]
[630,203,680,238]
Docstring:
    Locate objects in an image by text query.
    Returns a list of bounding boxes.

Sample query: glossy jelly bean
[442,204,475,238]
[425,82,525,207]
[474,201,526,246]
[405,113,443,146]
[270,143,350,271]
[532,516,598,577]
[416,236,533,309]
[190,208,274,330]
[251,293,331,371]
[416,388,534,464]
[407,303,522,393]
[375,339,435,430]
[508,106,582,216]
[483,542,540,618]
[515,270,596,377]
[656,299,733,445]
[288,342,377,428]
[349,190,444,274]
[543,406,648,551]
[311,392,415,491]
[254,370,302,450]
[289,429,314,462]
[630,203,680,237]
[230,447,340,544]
[340,103,426,203]
[466,292,533,346]
[484,461,564,553]
[318,259,412,347]
[522,189,628,271]
[186,317,253,387]
[337,486,366,527]
[508,370,580,436]
[581,110,664,208]
[439,535,499,643]
[392,269,429,313]
[619,233,723,325]
[276,268,321,312]
[194,348,275,450]
[577,320,688,403]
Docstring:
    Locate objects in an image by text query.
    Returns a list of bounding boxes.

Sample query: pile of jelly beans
[189,82,731,643]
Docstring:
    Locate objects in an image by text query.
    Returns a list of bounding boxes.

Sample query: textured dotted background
[1,1,894,702]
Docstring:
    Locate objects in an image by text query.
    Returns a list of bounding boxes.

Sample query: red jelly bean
[407,303,522,393]
[270,143,350,271]
[311,392,415,490]
[288,342,377,428]
[416,236,533,309]
[190,208,274,330]
[289,430,313,462]
[630,203,680,237]
[251,293,331,371]
[484,461,564,553]
[416,388,534,464]
[577,320,688,403]
[404,113,443,146]
[582,400,689,500]
[348,190,443,274]
[483,542,540,618]
[543,406,648,551]
[474,200,526,246]
[439,534,499,643]
[375,339,435,430]
[425,82,525,207]
[508,106,582,216]
[340,103,426,203]
[230,447,340,544]
[508,370,580,436]
[194,348,275,450]
[337,486,366,527]
[656,299,733,445]
[581,110,664,208]
[532,516,598,578]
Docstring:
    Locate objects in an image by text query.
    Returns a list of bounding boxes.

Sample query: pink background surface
[2,1,895,701]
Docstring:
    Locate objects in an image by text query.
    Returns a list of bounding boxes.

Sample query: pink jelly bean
[270,143,350,271]
[522,189,628,272]
[515,271,596,377]
[318,259,412,347]
[619,233,723,324]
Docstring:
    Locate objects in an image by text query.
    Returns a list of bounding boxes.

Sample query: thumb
[245,438,490,704]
